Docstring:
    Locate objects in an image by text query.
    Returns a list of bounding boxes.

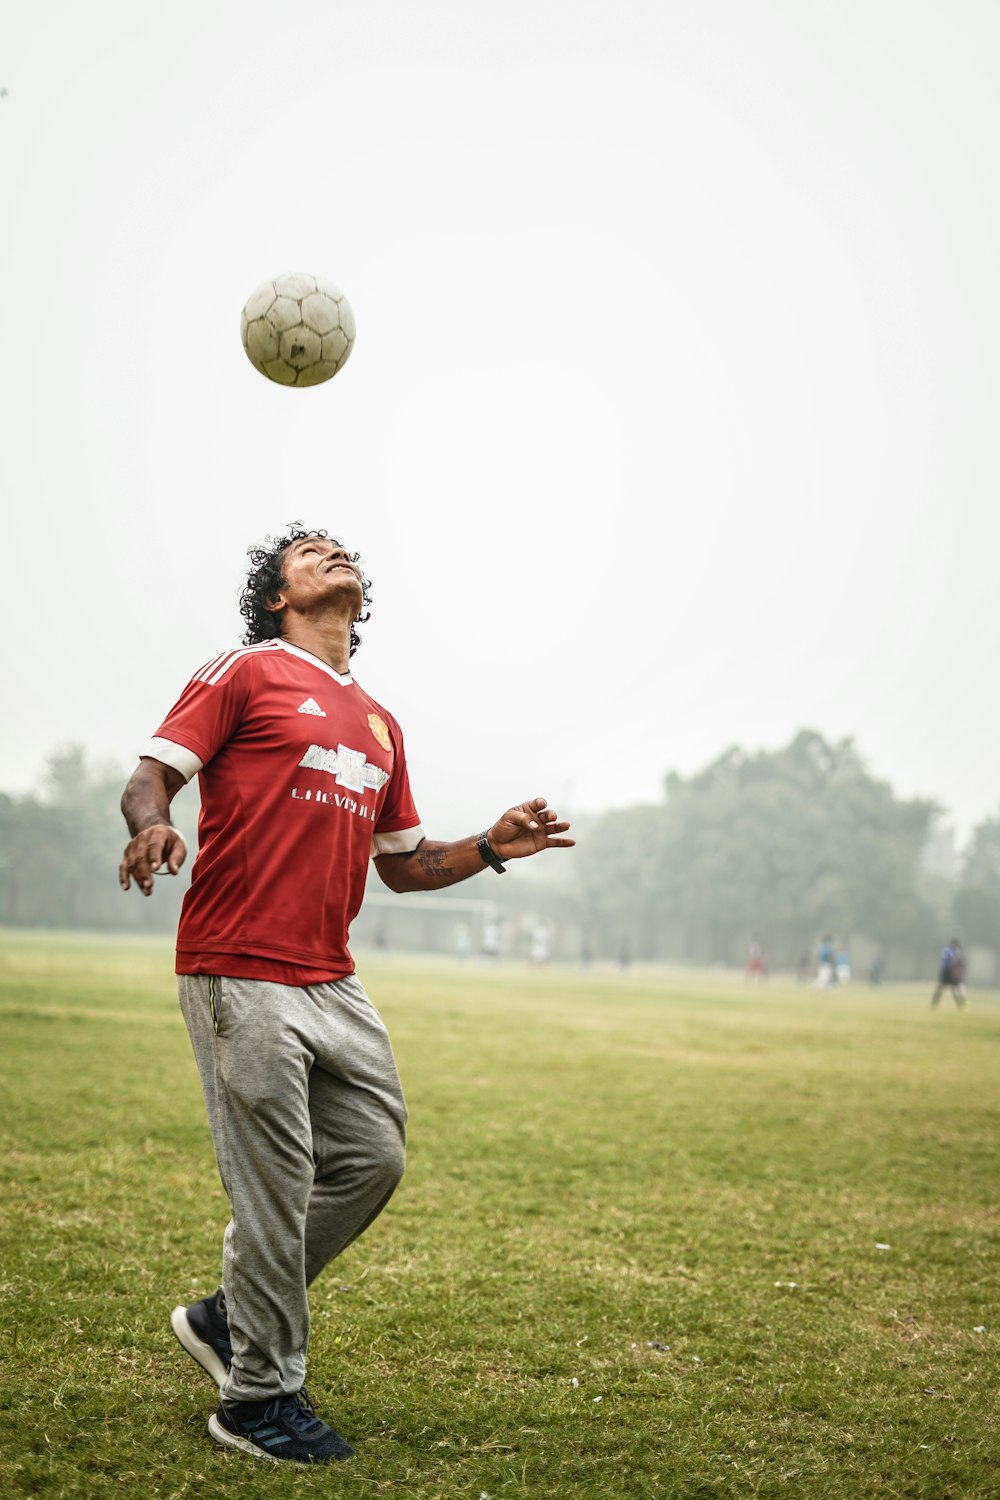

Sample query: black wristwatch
[476,832,506,873]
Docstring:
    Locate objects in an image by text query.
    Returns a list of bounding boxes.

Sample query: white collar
[278,639,353,686]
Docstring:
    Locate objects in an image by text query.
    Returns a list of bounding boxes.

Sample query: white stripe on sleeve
[139,737,204,783]
[371,824,425,857]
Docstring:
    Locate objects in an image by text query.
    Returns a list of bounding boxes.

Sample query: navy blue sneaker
[208,1389,356,1463]
[170,1290,232,1388]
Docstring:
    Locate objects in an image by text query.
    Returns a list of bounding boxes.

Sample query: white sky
[2,1,998,845]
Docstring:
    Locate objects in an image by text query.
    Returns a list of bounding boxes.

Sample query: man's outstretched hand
[119,823,188,897]
[487,798,575,862]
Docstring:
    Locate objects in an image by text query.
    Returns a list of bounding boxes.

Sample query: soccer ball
[240,272,356,387]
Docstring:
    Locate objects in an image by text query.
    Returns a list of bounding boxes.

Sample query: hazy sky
[2,1,998,844]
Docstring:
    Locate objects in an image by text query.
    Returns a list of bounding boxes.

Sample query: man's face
[271,534,364,618]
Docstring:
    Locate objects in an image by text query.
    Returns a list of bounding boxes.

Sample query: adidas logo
[297,697,326,716]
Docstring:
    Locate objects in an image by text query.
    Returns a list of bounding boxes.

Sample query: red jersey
[141,639,423,983]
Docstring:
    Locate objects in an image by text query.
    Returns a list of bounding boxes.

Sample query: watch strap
[476,832,506,873]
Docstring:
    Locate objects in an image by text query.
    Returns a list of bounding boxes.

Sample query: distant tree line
[0,746,196,936]
[572,730,1000,981]
[1,735,999,982]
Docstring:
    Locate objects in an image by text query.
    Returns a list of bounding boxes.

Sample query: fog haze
[2,1,998,842]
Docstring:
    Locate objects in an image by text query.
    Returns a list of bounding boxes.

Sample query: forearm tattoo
[415,844,455,880]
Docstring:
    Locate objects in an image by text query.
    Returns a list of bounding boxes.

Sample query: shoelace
[266,1389,322,1435]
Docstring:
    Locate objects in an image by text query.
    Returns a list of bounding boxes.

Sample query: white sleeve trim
[371,823,425,857]
[140,737,204,783]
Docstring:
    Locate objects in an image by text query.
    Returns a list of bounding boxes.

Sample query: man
[119,527,573,1465]
[744,937,766,984]
[814,935,835,988]
[930,939,966,1009]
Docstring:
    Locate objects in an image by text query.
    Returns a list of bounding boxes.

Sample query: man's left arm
[373,796,574,893]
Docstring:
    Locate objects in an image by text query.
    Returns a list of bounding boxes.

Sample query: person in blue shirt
[815,935,835,987]
[930,940,966,1009]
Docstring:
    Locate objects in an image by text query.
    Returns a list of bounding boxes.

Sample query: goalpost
[357,891,500,956]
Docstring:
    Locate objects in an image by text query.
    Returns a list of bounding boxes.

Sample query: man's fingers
[524,802,572,836]
[120,826,185,896]
[504,802,571,832]
[144,831,166,873]
[521,797,557,828]
[123,844,154,888]
[489,801,573,859]
[121,855,153,896]
[163,830,187,875]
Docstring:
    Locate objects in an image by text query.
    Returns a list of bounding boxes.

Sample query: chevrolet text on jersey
[139,641,423,984]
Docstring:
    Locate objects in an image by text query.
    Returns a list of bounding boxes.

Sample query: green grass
[1,930,998,1499]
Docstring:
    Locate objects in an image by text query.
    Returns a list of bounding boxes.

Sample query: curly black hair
[239,525,372,653]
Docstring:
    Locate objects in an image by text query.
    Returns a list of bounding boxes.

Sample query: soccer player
[118,527,574,1465]
[814,934,835,987]
[930,939,967,1009]
[744,937,767,984]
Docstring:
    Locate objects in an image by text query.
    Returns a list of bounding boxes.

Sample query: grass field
[1,930,998,1499]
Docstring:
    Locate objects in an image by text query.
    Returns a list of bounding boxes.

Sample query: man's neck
[280,618,353,675]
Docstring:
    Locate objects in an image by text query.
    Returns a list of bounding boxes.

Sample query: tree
[954,813,1000,983]
[574,731,939,970]
[576,803,667,960]
[0,745,198,932]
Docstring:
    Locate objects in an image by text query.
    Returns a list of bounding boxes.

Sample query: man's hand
[119,823,188,897]
[374,797,574,894]
[119,757,188,896]
[487,797,574,861]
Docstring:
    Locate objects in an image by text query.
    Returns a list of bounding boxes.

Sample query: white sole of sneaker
[170,1305,229,1389]
[207,1412,279,1462]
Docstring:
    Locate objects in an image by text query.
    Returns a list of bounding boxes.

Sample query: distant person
[931,939,967,1009]
[745,939,767,983]
[117,527,573,1465]
[814,935,835,987]
[835,949,851,985]
[796,950,811,984]
[453,921,471,959]
[618,937,631,972]
[529,922,550,966]
[868,955,883,986]
[481,918,501,961]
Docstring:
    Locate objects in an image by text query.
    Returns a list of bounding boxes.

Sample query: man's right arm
[119,758,189,897]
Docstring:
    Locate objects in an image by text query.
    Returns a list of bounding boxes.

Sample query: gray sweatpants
[177,972,407,1403]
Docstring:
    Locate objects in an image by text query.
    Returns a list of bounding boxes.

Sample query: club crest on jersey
[299,743,390,794]
[367,712,391,751]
